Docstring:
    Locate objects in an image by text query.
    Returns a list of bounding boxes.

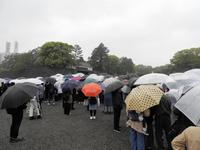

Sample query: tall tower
[5,42,11,55]
[14,41,18,53]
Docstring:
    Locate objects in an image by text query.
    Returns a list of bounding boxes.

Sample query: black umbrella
[0,82,39,109]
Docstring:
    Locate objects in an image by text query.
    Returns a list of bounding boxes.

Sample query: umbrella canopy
[125,85,164,112]
[121,85,131,94]
[10,78,44,85]
[185,69,200,76]
[85,74,104,82]
[72,73,85,77]
[64,74,73,81]
[83,78,99,84]
[102,78,123,94]
[45,77,57,84]
[128,77,138,87]
[0,78,6,86]
[170,73,199,88]
[62,80,81,92]
[174,84,200,126]
[71,76,81,81]
[0,82,39,109]
[134,73,175,85]
[81,83,102,97]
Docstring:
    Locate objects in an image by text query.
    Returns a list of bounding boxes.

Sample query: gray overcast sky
[1,0,200,67]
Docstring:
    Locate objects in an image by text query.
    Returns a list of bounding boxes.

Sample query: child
[88,96,100,119]
[28,96,41,120]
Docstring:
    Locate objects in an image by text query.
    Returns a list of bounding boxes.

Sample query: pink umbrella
[71,77,81,81]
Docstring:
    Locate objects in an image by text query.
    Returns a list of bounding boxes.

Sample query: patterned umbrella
[81,83,102,97]
[125,85,164,112]
[102,78,123,94]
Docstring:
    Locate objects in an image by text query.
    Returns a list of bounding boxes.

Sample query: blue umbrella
[62,80,81,92]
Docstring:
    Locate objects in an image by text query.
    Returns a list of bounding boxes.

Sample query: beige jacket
[171,126,200,150]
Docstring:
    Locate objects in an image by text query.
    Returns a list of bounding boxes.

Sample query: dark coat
[6,103,27,114]
[156,94,172,116]
[112,89,123,109]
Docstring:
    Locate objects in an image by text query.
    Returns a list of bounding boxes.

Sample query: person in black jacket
[6,103,27,143]
[63,90,72,115]
[168,108,194,144]
[155,83,173,150]
[112,88,123,133]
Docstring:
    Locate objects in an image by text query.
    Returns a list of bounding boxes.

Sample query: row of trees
[0,42,135,77]
[0,41,200,77]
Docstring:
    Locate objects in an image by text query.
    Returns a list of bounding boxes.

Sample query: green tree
[135,64,153,76]
[118,57,135,74]
[153,64,174,75]
[1,52,34,73]
[170,48,200,72]
[89,43,109,72]
[39,42,75,68]
[73,44,83,66]
[106,55,120,75]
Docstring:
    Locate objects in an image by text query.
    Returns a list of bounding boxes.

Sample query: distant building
[5,42,11,55]
[14,41,18,53]
[76,62,93,74]
[0,41,19,63]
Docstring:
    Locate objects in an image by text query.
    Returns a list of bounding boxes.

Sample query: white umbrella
[121,85,131,94]
[72,73,85,77]
[85,74,104,82]
[170,72,199,88]
[51,74,64,82]
[134,73,176,87]
[0,78,6,86]
[175,84,200,126]
[10,78,44,85]
[184,69,200,76]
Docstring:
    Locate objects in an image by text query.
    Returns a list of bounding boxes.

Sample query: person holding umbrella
[6,103,27,143]
[62,89,73,115]
[112,88,123,133]
[0,82,39,143]
[81,83,102,119]
[88,96,100,119]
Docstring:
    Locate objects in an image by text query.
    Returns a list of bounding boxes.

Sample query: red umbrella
[82,83,102,97]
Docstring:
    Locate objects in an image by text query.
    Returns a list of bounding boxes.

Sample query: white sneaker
[90,116,93,120]
[93,116,96,119]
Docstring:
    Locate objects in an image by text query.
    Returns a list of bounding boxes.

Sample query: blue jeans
[130,128,145,150]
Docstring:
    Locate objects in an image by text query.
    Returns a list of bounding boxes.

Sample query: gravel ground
[0,101,130,150]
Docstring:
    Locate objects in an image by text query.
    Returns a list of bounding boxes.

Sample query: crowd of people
[0,77,200,150]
